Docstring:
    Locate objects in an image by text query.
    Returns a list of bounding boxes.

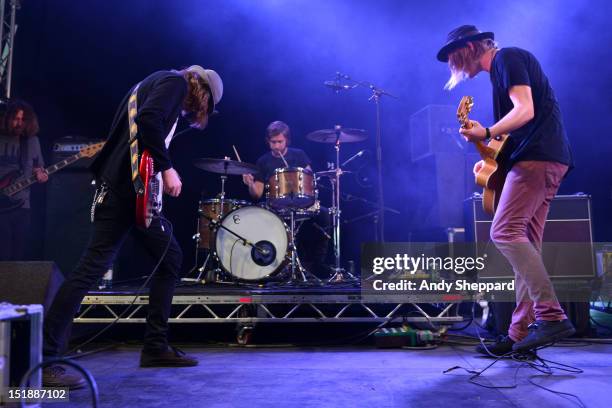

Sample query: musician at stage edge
[0,99,48,261]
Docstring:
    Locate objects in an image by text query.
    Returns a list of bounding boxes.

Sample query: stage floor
[55,342,611,408]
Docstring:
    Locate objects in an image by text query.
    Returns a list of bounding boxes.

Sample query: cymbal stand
[328,125,358,282]
[283,208,323,285]
[184,169,231,285]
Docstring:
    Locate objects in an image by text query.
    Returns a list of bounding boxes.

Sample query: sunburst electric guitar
[0,142,105,213]
[457,96,510,215]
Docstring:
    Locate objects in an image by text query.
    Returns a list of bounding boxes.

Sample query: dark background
[13,0,612,276]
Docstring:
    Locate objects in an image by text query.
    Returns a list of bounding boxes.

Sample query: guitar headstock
[457,96,474,129]
[80,142,105,158]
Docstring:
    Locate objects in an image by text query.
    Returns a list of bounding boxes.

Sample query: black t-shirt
[490,47,573,168]
[254,147,311,183]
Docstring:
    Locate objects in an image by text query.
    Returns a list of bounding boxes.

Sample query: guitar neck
[2,153,84,196]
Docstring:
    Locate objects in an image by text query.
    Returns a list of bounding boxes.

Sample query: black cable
[65,343,122,360]
[19,358,99,408]
[66,215,174,355]
[444,319,588,407]
[229,238,240,278]
[446,302,473,331]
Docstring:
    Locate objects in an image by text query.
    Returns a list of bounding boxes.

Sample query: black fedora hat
[437,25,494,62]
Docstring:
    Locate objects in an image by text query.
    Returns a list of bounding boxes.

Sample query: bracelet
[485,127,491,140]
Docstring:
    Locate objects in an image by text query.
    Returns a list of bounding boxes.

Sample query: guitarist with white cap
[42,65,223,389]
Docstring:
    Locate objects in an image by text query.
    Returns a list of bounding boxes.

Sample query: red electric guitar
[457,96,510,215]
[134,149,162,228]
[0,142,105,213]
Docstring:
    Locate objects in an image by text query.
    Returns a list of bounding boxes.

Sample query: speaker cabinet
[44,172,95,275]
[465,194,595,279]
[0,262,64,312]
[410,104,466,161]
[410,152,480,228]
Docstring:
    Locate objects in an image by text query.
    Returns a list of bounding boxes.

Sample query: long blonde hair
[445,39,497,90]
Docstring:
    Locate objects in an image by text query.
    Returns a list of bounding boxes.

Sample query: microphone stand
[335,72,398,242]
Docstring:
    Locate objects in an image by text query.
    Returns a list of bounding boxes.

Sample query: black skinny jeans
[43,186,182,357]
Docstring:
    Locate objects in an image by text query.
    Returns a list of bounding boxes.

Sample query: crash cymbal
[306,127,367,143]
[193,158,258,175]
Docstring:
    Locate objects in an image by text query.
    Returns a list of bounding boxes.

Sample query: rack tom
[267,167,316,209]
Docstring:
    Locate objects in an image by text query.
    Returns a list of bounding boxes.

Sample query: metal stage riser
[75,295,464,324]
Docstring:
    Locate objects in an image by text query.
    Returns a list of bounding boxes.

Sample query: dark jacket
[90,70,187,198]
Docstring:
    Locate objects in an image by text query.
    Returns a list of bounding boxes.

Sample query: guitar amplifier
[464,193,595,280]
[52,136,104,169]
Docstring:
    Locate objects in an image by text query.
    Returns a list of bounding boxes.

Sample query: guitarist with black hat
[438,25,574,356]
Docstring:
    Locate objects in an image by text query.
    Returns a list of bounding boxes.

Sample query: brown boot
[43,365,87,390]
[140,346,198,368]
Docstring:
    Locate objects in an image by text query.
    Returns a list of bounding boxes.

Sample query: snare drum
[276,200,321,222]
[267,167,316,209]
[198,198,249,249]
[215,206,289,281]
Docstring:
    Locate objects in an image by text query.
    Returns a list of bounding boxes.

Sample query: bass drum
[215,206,289,281]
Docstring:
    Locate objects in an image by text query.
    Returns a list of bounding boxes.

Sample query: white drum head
[215,206,288,281]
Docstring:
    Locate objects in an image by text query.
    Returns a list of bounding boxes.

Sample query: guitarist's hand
[473,160,484,176]
[33,168,48,183]
[162,168,182,197]
[459,120,487,142]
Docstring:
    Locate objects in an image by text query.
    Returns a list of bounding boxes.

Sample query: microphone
[324,81,352,92]
[341,149,366,167]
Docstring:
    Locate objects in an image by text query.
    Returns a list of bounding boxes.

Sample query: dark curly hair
[2,99,40,137]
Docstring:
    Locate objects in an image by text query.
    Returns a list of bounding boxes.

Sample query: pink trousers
[490,160,569,342]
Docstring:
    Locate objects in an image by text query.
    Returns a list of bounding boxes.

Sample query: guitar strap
[128,83,145,194]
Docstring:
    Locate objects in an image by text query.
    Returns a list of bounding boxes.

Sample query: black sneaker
[475,335,515,356]
[512,319,576,352]
[140,346,198,368]
[43,365,87,390]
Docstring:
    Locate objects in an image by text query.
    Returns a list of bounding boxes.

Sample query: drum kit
[188,126,367,286]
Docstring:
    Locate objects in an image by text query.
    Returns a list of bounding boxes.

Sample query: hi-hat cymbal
[315,169,353,178]
[193,158,258,175]
[306,127,368,143]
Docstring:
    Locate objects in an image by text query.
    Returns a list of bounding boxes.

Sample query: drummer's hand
[242,174,254,186]
[162,168,182,197]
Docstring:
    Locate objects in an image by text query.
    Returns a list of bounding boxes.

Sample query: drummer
[242,120,330,277]
[242,120,311,196]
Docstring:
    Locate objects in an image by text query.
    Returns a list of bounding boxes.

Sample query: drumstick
[233,145,255,178]
[278,150,290,168]
[232,145,242,162]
